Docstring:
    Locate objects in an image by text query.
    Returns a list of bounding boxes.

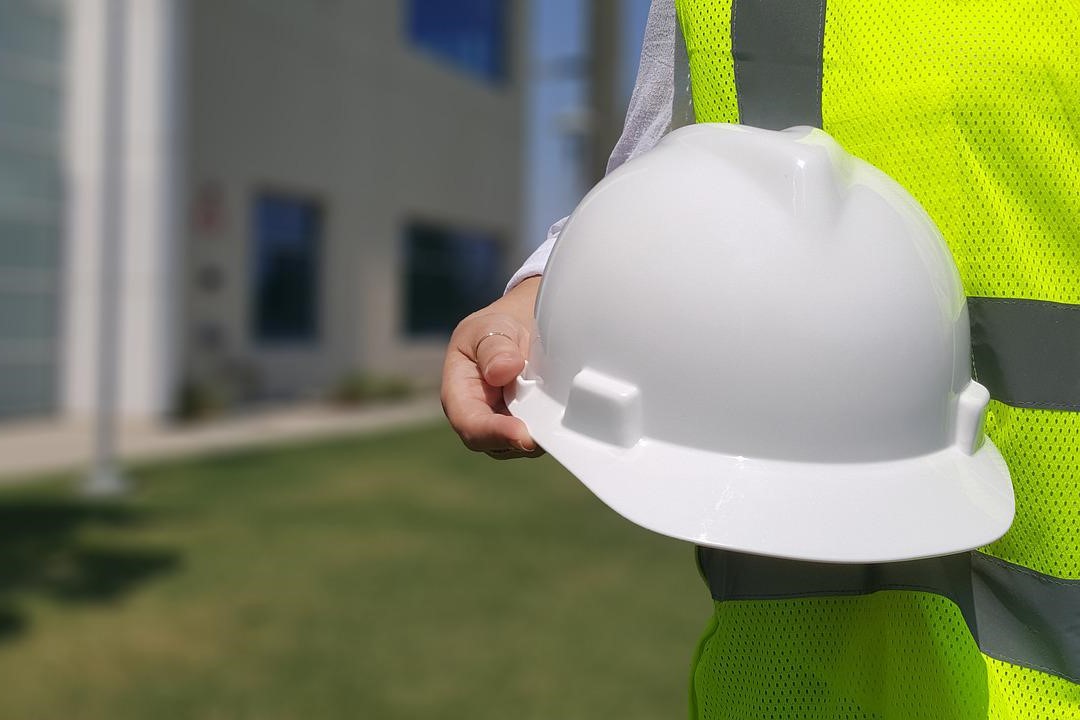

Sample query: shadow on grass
[0,501,181,642]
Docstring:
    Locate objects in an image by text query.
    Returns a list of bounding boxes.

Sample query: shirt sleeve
[506,0,688,293]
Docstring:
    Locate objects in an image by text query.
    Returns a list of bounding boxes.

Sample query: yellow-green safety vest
[673,0,1080,717]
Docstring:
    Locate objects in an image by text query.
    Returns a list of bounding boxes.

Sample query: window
[252,194,321,344]
[404,221,503,337]
[0,0,65,420]
[406,0,507,85]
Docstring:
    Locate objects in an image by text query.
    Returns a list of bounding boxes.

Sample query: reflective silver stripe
[672,18,695,130]
[697,548,1080,682]
[730,0,826,129]
[969,297,1080,411]
[696,548,978,627]
[973,552,1080,683]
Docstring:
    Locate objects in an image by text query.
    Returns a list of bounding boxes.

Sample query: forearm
[476,276,540,328]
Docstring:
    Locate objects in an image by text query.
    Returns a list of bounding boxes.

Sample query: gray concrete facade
[184,0,525,405]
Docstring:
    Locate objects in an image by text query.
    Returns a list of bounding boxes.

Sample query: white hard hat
[506,124,1014,563]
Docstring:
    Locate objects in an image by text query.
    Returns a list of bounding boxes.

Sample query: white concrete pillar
[63,0,108,419]
[118,0,185,419]
[63,0,184,423]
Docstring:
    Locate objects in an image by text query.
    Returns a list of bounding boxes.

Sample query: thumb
[472,320,528,388]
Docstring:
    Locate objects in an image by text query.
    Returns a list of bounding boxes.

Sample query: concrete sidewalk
[0,396,444,484]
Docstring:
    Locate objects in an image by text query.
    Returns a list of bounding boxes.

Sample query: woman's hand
[441,277,544,459]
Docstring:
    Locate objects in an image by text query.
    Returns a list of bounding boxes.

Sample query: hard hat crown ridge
[508,123,1014,563]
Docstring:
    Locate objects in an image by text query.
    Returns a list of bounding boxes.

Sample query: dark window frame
[249,189,324,347]
[402,217,506,339]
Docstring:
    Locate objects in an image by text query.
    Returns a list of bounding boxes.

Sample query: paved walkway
[0,396,445,484]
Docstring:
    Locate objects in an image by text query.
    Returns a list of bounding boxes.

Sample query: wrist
[491,275,540,327]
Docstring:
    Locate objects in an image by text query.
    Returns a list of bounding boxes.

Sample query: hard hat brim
[507,380,1015,563]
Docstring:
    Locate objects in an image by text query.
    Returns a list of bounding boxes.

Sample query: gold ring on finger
[475,331,514,356]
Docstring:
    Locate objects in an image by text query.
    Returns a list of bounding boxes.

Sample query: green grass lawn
[0,422,711,719]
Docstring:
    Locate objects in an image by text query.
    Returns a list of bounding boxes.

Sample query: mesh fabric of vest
[676,0,1080,717]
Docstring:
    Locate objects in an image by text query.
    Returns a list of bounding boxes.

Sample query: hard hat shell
[506,124,1014,563]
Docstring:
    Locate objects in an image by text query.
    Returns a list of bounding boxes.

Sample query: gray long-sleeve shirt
[507,0,689,291]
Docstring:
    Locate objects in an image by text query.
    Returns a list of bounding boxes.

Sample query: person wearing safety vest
[440,0,1080,717]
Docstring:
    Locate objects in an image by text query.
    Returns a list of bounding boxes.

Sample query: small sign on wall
[193,181,227,237]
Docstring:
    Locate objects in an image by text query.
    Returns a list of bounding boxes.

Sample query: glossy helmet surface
[507,124,1013,562]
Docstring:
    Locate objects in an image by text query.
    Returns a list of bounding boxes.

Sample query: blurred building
[0,0,66,421]
[0,0,525,423]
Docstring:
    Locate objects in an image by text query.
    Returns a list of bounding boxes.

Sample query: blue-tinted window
[0,0,64,421]
[405,221,503,336]
[407,0,507,85]
[252,194,321,344]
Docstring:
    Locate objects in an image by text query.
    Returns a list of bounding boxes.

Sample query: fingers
[441,380,540,455]
[446,399,536,453]
[441,311,542,459]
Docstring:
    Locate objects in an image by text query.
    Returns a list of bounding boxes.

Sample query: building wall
[184,0,525,404]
